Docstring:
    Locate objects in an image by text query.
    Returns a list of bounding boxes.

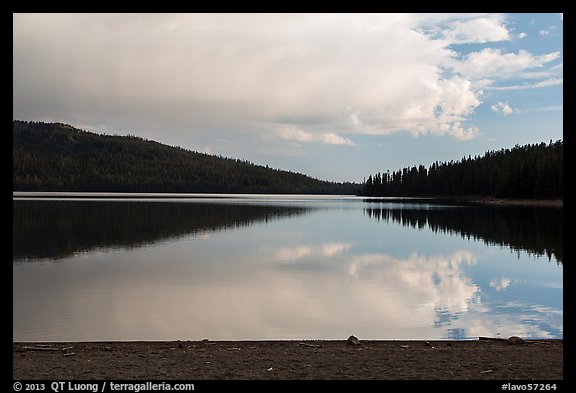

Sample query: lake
[13,193,563,341]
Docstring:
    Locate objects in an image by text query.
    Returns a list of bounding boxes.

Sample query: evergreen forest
[13,121,359,194]
[361,140,562,199]
[13,120,563,199]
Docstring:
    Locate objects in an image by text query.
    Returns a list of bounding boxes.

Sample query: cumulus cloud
[347,75,481,140]
[12,13,486,144]
[442,17,510,43]
[491,102,512,114]
[491,101,515,115]
[11,13,562,148]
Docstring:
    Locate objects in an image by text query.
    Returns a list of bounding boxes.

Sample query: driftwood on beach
[21,346,60,351]
[478,336,553,345]
[21,345,75,352]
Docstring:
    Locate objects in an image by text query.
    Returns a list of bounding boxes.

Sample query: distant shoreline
[12,191,357,199]
[12,191,563,208]
[468,197,563,208]
[362,196,563,208]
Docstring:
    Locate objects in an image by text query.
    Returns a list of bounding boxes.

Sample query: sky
[13,13,563,183]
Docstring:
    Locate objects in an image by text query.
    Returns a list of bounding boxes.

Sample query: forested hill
[13,121,359,194]
[362,140,563,199]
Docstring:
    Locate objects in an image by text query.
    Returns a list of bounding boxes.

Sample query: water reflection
[13,244,562,341]
[13,200,310,261]
[14,200,563,265]
[13,197,562,341]
[364,205,563,263]
[277,242,353,262]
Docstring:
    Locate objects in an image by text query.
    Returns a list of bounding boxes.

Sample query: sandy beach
[13,338,563,381]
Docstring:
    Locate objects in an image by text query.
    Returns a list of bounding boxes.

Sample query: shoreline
[13,339,563,380]
[362,196,563,208]
[13,191,563,208]
[457,197,563,208]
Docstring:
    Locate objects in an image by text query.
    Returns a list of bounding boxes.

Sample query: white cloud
[12,13,492,143]
[12,13,563,149]
[320,133,355,146]
[446,125,480,141]
[278,126,355,146]
[491,101,515,115]
[347,75,481,141]
[450,48,561,80]
[551,62,563,71]
[539,29,550,36]
[278,127,314,144]
[442,17,510,44]
[487,78,563,91]
[525,77,563,88]
[533,105,563,112]
[517,32,527,39]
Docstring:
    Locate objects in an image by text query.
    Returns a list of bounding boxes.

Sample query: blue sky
[13,13,563,183]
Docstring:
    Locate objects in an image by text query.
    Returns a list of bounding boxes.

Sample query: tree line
[13,120,360,194]
[362,140,563,199]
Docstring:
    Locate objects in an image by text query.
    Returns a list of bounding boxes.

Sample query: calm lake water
[13,193,563,341]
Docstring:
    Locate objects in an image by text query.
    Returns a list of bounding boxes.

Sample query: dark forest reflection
[364,204,563,263]
[13,197,563,341]
[13,201,310,261]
